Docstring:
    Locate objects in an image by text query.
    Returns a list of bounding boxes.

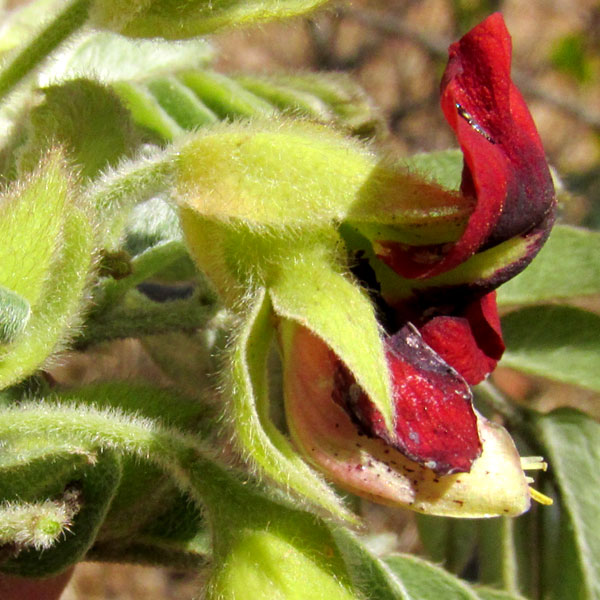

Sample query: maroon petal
[377,13,555,279]
[419,292,505,385]
[335,324,482,475]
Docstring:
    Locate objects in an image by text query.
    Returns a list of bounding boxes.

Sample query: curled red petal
[419,292,505,385]
[378,13,555,279]
[335,324,482,475]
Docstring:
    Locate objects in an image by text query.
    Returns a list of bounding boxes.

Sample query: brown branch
[340,7,600,132]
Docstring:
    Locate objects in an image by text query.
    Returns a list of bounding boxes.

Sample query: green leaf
[416,514,478,575]
[43,30,213,84]
[18,79,141,179]
[539,479,586,600]
[124,197,188,252]
[146,76,219,129]
[89,0,331,39]
[534,409,600,600]
[501,306,600,392]
[475,588,528,600]
[0,286,30,345]
[0,153,95,388]
[0,0,65,55]
[0,452,122,577]
[477,518,520,594]
[179,70,275,119]
[385,554,481,599]
[226,287,354,521]
[112,80,184,142]
[550,33,592,83]
[400,149,463,191]
[498,225,600,306]
[5,383,212,566]
[331,528,410,600]
[333,529,529,600]
[235,71,381,136]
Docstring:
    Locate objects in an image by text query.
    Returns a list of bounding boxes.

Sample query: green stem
[0,0,92,103]
[476,380,525,429]
[74,290,217,349]
[84,148,176,247]
[0,403,246,513]
[98,240,192,308]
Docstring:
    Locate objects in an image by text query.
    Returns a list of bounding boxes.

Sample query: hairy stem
[476,380,526,429]
[74,290,217,349]
[0,403,244,511]
[0,0,92,103]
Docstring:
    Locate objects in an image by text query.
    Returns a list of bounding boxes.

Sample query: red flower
[339,13,555,475]
[378,12,555,280]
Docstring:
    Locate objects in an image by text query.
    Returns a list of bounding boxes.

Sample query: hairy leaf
[498,225,600,306]
[535,409,600,600]
[501,306,600,392]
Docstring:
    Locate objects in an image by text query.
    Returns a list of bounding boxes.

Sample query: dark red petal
[378,13,555,279]
[419,292,505,385]
[335,325,482,475]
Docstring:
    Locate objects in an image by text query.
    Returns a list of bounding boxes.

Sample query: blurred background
[2,0,598,597]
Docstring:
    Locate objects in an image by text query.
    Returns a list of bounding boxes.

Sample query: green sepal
[88,0,332,39]
[225,286,355,522]
[373,231,542,306]
[0,153,95,389]
[176,120,469,239]
[176,120,377,230]
[273,241,393,432]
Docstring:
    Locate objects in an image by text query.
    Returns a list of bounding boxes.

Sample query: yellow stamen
[529,487,553,505]
[521,456,548,471]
